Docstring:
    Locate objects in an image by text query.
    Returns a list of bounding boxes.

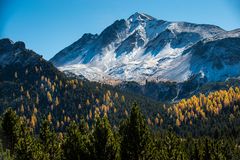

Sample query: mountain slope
[50,12,238,83]
[0,38,165,130]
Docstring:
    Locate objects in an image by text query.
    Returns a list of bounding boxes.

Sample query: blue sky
[0,0,239,60]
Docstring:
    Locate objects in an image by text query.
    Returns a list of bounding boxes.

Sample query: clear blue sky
[0,0,239,60]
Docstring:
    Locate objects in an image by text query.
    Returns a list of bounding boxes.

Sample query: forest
[1,104,240,160]
[1,45,240,159]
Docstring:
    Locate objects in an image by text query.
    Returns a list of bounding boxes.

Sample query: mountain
[0,38,164,129]
[50,12,240,84]
[185,29,240,81]
[0,38,65,82]
[2,40,240,160]
[2,39,240,136]
[0,39,40,67]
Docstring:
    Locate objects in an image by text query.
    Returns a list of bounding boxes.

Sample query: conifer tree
[192,143,201,160]
[0,140,13,160]
[2,108,21,151]
[47,91,52,103]
[119,103,153,160]
[15,121,48,160]
[63,122,92,160]
[93,116,120,160]
[39,120,62,160]
[161,132,187,159]
[204,138,211,160]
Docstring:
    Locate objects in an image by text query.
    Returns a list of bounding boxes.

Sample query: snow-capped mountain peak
[128,12,156,23]
[50,13,240,84]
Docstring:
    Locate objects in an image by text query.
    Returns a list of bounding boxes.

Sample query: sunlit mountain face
[50,13,240,85]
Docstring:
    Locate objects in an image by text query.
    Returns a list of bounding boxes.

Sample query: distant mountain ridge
[50,12,240,84]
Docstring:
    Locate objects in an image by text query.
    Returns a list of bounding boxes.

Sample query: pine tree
[78,116,89,134]
[192,143,201,160]
[160,132,187,159]
[119,103,153,160]
[0,140,13,160]
[15,122,48,160]
[204,138,211,160]
[63,121,92,160]
[39,120,62,160]
[2,108,21,151]
[93,116,120,160]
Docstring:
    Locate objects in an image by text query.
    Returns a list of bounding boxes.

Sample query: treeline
[1,104,240,160]
[0,63,164,133]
